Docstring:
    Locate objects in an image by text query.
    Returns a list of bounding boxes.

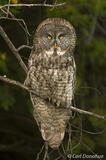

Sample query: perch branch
[0,75,105,121]
[0,75,30,92]
[0,3,66,10]
[70,106,105,121]
[0,25,27,73]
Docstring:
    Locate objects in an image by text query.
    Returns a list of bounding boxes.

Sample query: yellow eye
[48,35,52,40]
[59,35,64,40]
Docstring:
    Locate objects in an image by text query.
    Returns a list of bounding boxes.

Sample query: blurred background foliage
[0,0,106,160]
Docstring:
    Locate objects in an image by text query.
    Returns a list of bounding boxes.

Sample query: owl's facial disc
[39,23,75,56]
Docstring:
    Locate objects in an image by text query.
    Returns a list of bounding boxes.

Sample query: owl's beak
[53,42,57,48]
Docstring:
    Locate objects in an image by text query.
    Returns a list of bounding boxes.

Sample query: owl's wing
[24,50,35,87]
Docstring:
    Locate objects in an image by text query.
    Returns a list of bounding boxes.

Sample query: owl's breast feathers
[26,52,76,108]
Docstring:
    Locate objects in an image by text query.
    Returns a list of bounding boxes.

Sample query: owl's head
[35,18,76,56]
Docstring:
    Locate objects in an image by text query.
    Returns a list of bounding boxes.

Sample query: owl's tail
[41,127,65,149]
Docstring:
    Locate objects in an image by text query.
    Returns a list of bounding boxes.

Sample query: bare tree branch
[70,106,106,120]
[0,75,105,121]
[1,7,31,38]
[0,75,30,92]
[0,3,66,10]
[7,0,11,17]
[0,25,28,73]
[43,142,49,160]
[0,15,30,45]
[17,45,32,51]
[36,145,45,160]
[86,13,98,44]
[97,21,106,35]
[86,0,101,44]
[50,0,58,11]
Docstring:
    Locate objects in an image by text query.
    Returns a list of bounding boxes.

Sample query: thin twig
[70,106,106,120]
[57,149,66,160]
[36,144,45,160]
[73,136,102,160]
[0,13,31,44]
[3,7,30,44]
[80,141,102,160]
[97,21,106,35]
[0,75,105,121]
[43,142,49,160]
[44,0,47,4]
[87,13,98,44]
[86,0,101,44]
[50,0,58,11]
[71,113,82,151]
[71,124,106,135]
[0,3,66,10]
[17,45,32,51]
[1,7,31,37]
[55,156,61,160]
[68,123,72,157]
[61,144,66,155]
[0,25,27,73]
[7,0,11,17]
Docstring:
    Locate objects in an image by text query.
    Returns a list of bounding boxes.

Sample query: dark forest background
[0,0,106,160]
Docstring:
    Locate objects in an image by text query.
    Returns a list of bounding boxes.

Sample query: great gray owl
[25,18,76,149]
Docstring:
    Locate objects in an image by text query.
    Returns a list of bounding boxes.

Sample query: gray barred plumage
[25,18,76,149]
